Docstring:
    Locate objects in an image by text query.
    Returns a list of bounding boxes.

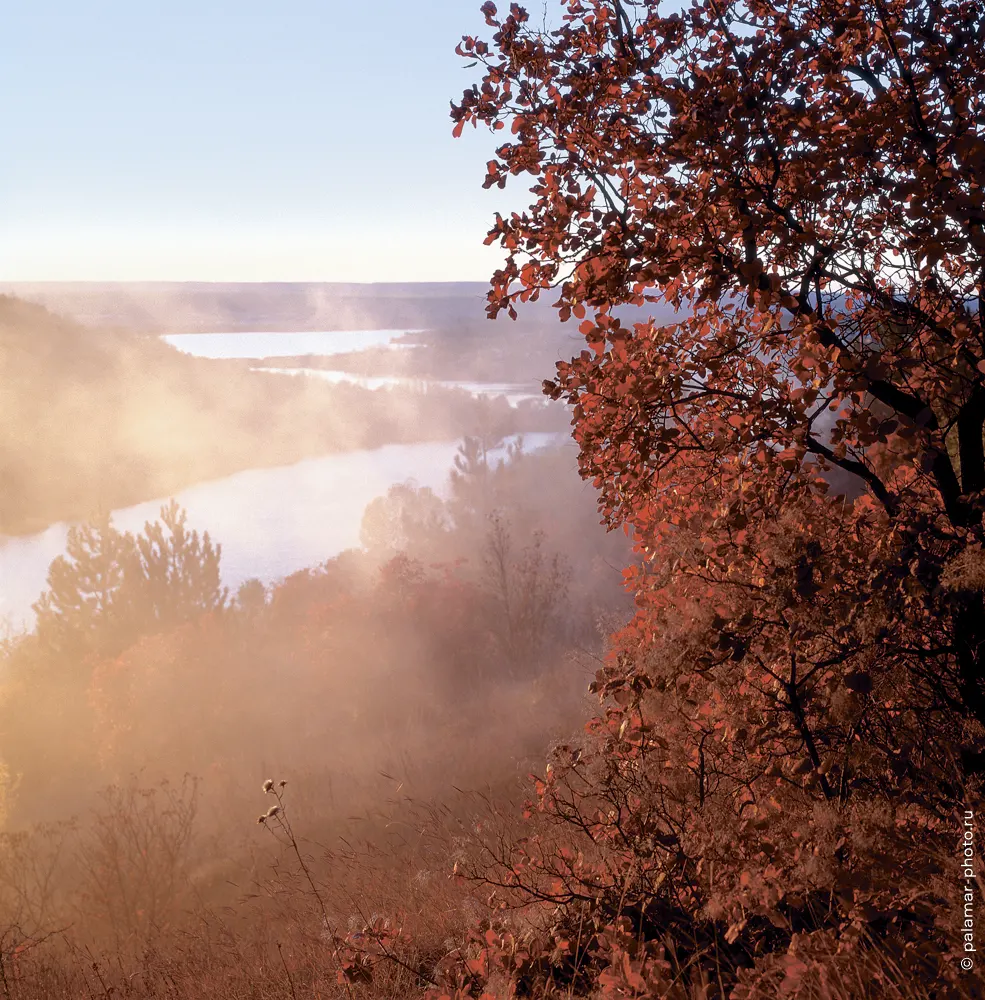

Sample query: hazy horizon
[4,3,982,998]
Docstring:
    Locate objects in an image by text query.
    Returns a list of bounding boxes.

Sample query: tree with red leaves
[453,0,985,732]
[430,1,985,996]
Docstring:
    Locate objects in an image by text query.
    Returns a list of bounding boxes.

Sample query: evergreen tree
[131,499,226,630]
[34,516,137,655]
[33,501,226,657]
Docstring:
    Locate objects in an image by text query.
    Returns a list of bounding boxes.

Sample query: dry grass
[1,760,975,1000]
[0,770,519,999]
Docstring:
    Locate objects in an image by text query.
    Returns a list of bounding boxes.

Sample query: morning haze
[0,260,633,993]
[3,2,983,998]
[2,2,635,990]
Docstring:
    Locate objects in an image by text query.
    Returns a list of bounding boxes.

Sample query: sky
[0,1,518,282]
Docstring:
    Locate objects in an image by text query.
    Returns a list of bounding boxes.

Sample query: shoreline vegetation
[4,0,985,993]
[248,326,584,385]
[0,296,566,537]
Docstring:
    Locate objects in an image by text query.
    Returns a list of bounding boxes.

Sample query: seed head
[257,815,266,824]
[262,779,274,794]
[265,805,281,818]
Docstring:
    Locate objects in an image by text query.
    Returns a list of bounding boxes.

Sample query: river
[0,432,561,633]
[0,329,562,631]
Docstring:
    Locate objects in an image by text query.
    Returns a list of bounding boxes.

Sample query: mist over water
[3,0,977,991]
[261,366,544,407]
[0,313,564,626]
[163,329,421,358]
[0,288,637,1000]
[0,432,563,630]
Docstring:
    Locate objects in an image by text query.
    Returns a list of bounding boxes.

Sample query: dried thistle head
[279,779,287,788]
[265,805,280,818]
[262,779,275,794]
[257,815,266,824]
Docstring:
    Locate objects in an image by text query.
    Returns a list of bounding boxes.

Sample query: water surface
[0,434,561,632]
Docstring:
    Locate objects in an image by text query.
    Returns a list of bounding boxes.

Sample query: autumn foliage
[4,2,985,997]
[432,0,985,996]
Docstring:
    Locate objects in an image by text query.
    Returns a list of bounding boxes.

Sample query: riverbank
[0,432,572,631]
[0,297,566,537]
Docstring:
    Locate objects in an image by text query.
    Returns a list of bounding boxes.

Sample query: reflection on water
[162,329,420,359]
[258,366,545,408]
[0,434,561,632]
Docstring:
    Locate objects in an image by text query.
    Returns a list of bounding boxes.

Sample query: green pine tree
[33,501,227,657]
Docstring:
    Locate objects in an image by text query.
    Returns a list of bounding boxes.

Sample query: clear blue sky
[0,1,515,282]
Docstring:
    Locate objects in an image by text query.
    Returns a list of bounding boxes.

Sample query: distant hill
[0,281,515,334]
[0,281,680,335]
